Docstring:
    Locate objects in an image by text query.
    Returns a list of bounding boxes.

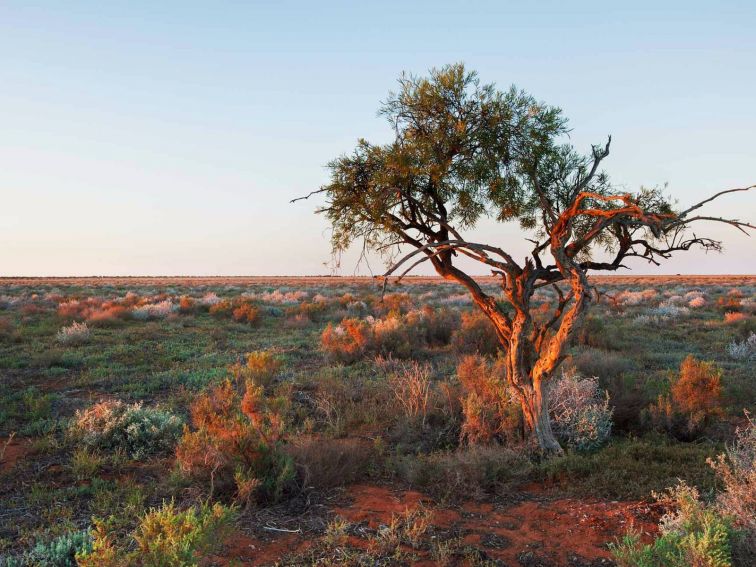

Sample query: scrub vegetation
[0,274,753,565]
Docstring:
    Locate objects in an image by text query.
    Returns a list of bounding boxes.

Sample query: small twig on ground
[263,525,302,533]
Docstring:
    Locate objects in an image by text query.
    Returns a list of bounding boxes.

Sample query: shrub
[70,400,183,459]
[86,305,128,326]
[689,296,707,308]
[26,530,93,567]
[369,315,413,358]
[286,436,375,491]
[724,311,746,324]
[178,296,195,313]
[539,437,717,500]
[229,350,283,388]
[648,356,723,440]
[320,318,371,363]
[0,317,15,341]
[616,288,658,306]
[132,501,235,567]
[572,348,636,383]
[131,300,176,320]
[671,356,723,424]
[413,305,459,346]
[208,299,233,316]
[549,369,613,452]
[388,362,432,426]
[707,414,755,556]
[231,302,259,324]
[456,355,521,445]
[247,289,308,304]
[199,292,221,307]
[451,311,499,356]
[175,379,294,504]
[397,445,533,502]
[77,501,235,567]
[717,295,742,312]
[726,332,756,360]
[610,482,733,567]
[56,321,90,345]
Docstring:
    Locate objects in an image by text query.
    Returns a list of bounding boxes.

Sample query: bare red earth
[0,436,33,474]
[210,483,660,566]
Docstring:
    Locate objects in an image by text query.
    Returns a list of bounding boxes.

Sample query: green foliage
[76,501,235,567]
[23,530,92,567]
[176,379,295,505]
[610,483,733,567]
[132,500,235,567]
[70,400,183,459]
[539,437,718,499]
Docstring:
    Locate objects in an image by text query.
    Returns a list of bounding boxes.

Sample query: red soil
[0,436,33,474]
[211,483,661,566]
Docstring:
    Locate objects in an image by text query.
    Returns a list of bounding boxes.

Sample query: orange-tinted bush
[176,379,293,504]
[178,296,196,313]
[671,355,723,421]
[20,303,44,316]
[457,355,521,445]
[372,292,413,316]
[320,318,372,363]
[58,298,104,320]
[648,355,724,439]
[288,301,327,322]
[87,304,129,326]
[724,311,747,324]
[229,351,282,388]
[451,310,500,356]
[208,300,233,316]
[717,295,742,312]
[232,302,259,324]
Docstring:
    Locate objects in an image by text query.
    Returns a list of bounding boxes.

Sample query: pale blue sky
[1,1,754,276]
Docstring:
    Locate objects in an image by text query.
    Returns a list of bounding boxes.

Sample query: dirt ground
[207,483,661,566]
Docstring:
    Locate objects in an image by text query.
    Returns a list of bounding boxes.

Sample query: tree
[297,63,754,453]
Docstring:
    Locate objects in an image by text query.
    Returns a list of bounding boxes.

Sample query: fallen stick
[263,525,302,533]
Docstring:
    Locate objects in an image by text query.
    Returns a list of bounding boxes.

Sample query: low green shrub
[70,400,183,459]
[539,437,718,499]
[610,483,733,567]
[76,501,235,567]
[1,530,94,567]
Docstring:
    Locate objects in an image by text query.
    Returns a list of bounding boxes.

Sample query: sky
[1,1,754,276]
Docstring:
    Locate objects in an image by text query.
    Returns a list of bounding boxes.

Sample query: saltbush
[726,332,756,360]
[70,400,183,459]
[56,321,90,345]
[24,530,92,567]
[549,369,613,452]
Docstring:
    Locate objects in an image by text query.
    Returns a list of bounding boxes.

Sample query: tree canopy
[308,63,751,289]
